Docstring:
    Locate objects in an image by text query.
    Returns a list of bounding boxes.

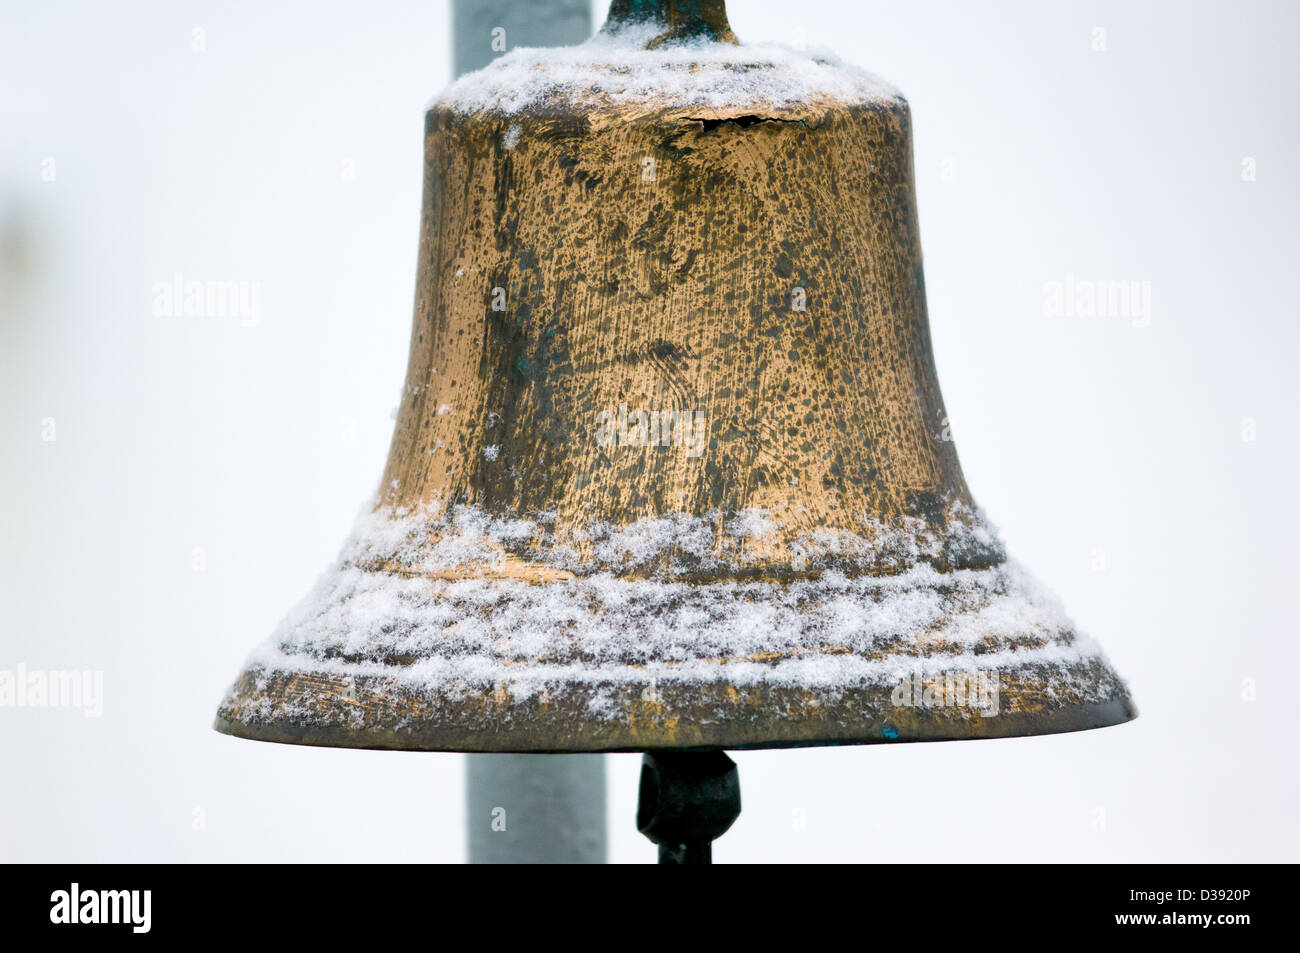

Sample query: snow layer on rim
[237,557,1111,703]
[225,499,1120,717]
[343,499,1005,576]
[433,24,905,116]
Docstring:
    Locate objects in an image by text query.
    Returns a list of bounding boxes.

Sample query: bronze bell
[216,0,1136,753]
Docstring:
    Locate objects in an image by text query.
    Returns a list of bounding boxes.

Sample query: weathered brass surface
[377,101,984,576]
[215,0,1136,752]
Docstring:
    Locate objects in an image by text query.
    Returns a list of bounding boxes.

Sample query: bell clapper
[636,750,741,864]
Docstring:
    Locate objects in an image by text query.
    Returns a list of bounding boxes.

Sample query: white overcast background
[2,0,1297,862]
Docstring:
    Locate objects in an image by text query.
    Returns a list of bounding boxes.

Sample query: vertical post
[467,754,607,864]
[451,0,605,865]
[452,0,592,76]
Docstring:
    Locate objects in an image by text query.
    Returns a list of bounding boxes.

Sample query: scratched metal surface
[378,99,982,575]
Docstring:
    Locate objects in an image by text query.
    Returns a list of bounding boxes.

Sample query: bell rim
[213,674,1136,754]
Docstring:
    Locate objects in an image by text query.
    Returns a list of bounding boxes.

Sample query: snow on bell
[216,0,1136,752]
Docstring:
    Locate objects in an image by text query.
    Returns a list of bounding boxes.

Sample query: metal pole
[451,0,605,865]
[467,753,606,864]
[452,0,591,76]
